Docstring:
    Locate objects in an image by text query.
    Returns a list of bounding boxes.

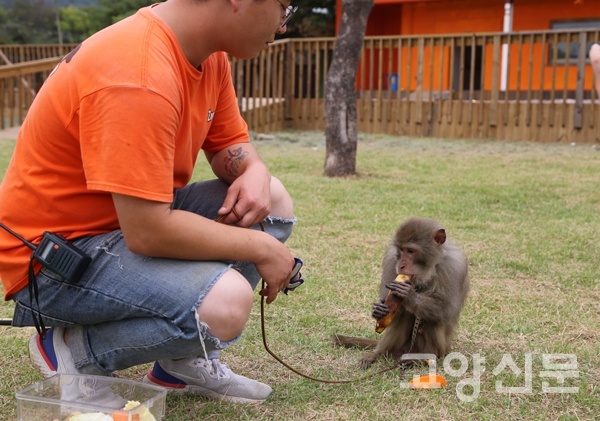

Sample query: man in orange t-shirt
[0,0,300,404]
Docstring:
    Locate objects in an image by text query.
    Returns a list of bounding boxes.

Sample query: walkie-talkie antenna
[0,222,36,250]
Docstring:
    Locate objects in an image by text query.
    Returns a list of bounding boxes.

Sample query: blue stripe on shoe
[39,328,58,371]
[149,362,188,388]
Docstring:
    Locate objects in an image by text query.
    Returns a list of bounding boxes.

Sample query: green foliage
[282,0,336,38]
[1,0,57,43]
[0,8,10,43]
[0,0,154,44]
[59,5,93,42]
[0,0,336,44]
[87,0,155,33]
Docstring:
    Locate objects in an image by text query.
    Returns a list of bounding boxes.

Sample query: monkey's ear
[433,228,446,245]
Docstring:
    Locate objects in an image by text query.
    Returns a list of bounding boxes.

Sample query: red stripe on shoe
[146,369,187,389]
[36,333,57,372]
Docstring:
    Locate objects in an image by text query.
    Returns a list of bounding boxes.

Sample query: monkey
[334,217,469,369]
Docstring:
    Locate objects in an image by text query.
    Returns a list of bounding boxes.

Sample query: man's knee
[196,269,253,342]
[270,176,293,219]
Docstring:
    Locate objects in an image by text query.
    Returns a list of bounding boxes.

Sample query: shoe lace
[192,358,231,380]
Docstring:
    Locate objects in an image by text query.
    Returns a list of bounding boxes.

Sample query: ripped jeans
[11,179,295,375]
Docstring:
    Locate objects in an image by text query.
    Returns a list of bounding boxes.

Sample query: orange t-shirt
[0,6,249,299]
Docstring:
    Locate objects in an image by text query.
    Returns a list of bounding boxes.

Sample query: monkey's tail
[332,334,378,350]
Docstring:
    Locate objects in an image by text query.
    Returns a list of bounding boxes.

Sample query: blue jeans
[12,179,295,375]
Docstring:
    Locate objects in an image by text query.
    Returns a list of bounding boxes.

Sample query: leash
[259,281,405,384]
[217,210,407,383]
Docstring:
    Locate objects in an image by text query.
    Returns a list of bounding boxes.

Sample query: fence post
[284,40,294,123]
[574,31,586,130]
[490,34,501,127]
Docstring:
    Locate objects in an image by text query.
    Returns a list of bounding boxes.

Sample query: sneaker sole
[142,373,269,404]
[29,332,57,378]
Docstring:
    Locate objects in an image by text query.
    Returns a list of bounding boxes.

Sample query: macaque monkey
[334,217,469,369]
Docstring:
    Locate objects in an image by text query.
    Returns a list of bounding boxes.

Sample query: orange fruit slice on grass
[408,374,447,389]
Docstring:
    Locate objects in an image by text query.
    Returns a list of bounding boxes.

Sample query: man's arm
[112,193,294,303]
[205,142,272,227]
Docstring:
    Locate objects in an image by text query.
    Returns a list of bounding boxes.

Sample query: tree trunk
[324,0,373,177]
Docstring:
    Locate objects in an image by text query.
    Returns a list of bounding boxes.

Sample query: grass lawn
[0,131,598,420]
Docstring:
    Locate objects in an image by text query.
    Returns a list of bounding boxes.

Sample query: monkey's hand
[371,300,389,320]
[386,280,412,299]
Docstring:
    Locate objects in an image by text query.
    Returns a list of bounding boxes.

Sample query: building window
[549,19,600,64]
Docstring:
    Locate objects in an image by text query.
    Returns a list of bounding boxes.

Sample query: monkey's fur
[334,217,469,369]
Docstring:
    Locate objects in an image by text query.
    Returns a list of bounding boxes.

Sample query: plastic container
[16,374,167,421]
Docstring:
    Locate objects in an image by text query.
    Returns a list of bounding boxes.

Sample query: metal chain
[406,316,421,355]
[393,316,422,372]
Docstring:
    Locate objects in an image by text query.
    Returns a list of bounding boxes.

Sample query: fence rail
[2,28,600,142]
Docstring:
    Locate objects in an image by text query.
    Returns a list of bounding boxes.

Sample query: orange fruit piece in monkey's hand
[408,374,447,390]
[375,274,411,333]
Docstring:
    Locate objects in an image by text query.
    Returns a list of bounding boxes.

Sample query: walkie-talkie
[32,232,91,281]
[0,224,91,282]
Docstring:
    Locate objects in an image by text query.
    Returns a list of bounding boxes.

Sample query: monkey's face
[393,222,447,278]
[395,242,423,276]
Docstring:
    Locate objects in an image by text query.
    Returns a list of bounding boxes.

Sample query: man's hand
[254,236,295,304]
[216,164,272,227]
[206,143,272,227]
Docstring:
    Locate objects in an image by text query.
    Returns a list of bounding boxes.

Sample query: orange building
[335,0,600,93]
[336,0,600,36]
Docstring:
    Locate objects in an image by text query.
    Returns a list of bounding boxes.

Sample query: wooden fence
[2,27,600,143]
[282,29,600,143]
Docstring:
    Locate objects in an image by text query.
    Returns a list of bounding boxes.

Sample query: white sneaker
[144,357,272,404]
[29,328,127,410]
[29,327,78,377]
